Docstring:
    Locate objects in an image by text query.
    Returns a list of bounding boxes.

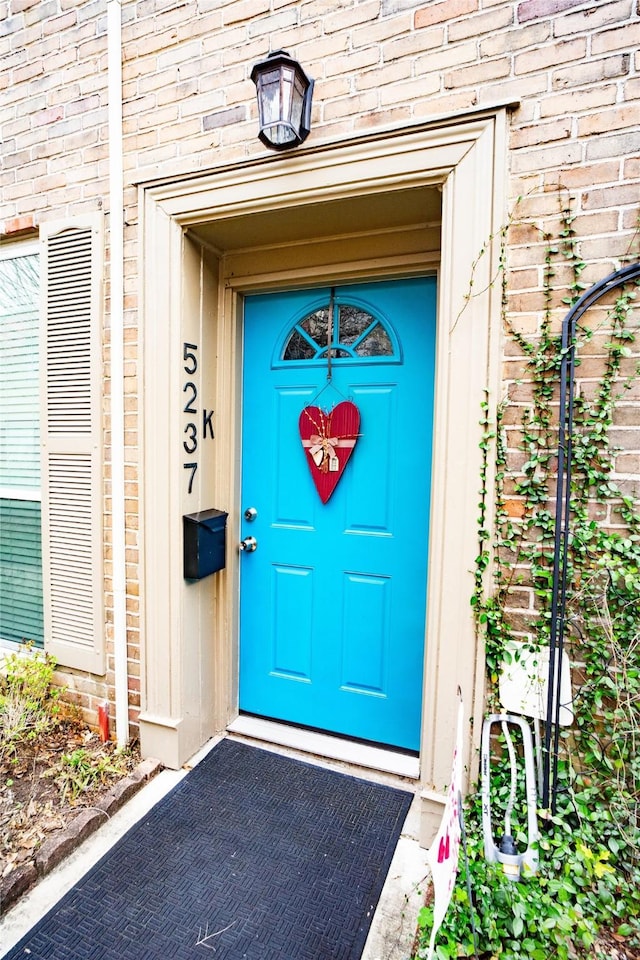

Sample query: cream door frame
[138,110,508,844]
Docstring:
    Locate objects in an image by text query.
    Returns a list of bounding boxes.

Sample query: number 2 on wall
[182,342,215,494]
[183,343,199,493]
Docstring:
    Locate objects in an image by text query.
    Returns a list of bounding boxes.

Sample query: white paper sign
[499,640,573,726]
[424,696,464,960]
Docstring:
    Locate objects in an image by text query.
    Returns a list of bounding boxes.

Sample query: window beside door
[0,245,44,647]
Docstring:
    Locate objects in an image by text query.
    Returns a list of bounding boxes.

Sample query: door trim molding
[139,115,507,844]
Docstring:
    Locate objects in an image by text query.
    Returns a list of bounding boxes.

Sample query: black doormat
[5,738,412,960]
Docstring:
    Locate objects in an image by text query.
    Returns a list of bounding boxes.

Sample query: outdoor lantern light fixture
[251,50,314,151]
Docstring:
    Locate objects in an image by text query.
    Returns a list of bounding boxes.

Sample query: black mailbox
[183,508,228,580]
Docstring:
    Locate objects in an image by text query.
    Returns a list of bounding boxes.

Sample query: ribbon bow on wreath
[299,401,360,503]
[308,434,339,472]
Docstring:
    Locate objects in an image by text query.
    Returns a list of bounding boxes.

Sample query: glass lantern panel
[280,66,295,123]
[290,74,305,128]
[258,69,282,126]
[266,123,296,147]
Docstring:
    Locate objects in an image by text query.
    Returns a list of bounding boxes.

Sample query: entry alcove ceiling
[187,185,442,283]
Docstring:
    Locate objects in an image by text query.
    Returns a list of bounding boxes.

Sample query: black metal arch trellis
[543,260,640,813]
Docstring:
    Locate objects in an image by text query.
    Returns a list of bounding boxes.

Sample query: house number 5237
[182,342,215,494]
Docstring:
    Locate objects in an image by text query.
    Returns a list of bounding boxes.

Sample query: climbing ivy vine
[416,193,640,958]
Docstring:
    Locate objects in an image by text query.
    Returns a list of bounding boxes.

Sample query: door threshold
[227,715,420,780]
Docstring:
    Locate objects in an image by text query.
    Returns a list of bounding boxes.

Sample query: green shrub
[415,788,638,960]
[52,747,126,802]
[0,645,60,760]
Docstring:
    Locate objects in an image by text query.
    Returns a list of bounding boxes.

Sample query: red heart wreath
[298,400,360,504]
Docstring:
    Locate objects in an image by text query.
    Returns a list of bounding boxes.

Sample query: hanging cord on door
[326,286,335,383]
[304,287,351,412]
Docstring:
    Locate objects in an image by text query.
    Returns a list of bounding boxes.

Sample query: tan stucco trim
[148,120,481,224]
[138,115,507,845]
[420,113,507,840]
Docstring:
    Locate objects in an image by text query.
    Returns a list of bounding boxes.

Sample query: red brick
[413,88,479,118]
[510,117,572,149]
[0,213,36,235]
[518,0,585,24]
[12,59,44,83]
[481,20,550,58]
[202,105,245,130]
[66,93,102,116]
[479,72,548,108]
[0,0,638,744]
[615,453,640,475]
[592,23,639,56]
[299,0,343,17]
[137,103,178,132]
[222,0,270,26]
[565,211,622,238]
[545,160,620,190]
[508,267,541,291]
[449,4,514,42]
[324,1,380,34]
[417,39,476,72]
[444,57,511,89]
[351,11,413,48]
[623,156,640,178]
[10,0,39,12]
[538,84,618,119]
[384,28,444,62]
[613,405,640,428]
[327,45,380,77]
[515,37,587,75]
[323,88,378,121]
[554,0,633,38]
[553,53,631,89]
[577,103,640,137]
[504,499,527,519]
[354,105,413,131]
[586,130,640,161]
[42,10,77,35]
[415,0,477,29]
[357,59,409,92]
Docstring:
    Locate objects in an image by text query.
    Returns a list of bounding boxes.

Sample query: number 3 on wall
[182,342,215,494]
[183,342,199,493]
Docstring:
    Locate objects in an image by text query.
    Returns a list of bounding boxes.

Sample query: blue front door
[239,278,436,752]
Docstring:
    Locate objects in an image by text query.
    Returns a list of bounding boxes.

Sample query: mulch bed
[1,721,159,915]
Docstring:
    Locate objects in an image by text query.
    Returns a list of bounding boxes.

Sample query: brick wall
[1,0,638,731]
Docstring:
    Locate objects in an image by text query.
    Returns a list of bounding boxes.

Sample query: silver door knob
[239,536,258,552]
[244,507,258,522]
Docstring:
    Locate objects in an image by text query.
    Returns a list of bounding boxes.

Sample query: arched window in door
[281,300,400,363]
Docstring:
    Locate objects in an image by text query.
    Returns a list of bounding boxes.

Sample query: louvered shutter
[40,216,105,674]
